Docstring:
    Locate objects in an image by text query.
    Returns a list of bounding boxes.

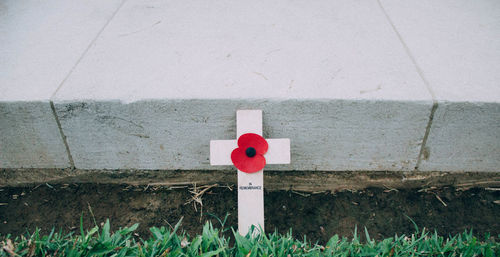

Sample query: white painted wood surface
[265,139,291,164]
[210,140,236,166]
[236,110,262,137]
[210,110,290,235]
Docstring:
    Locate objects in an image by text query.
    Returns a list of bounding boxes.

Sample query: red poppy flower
[231,133,268,173]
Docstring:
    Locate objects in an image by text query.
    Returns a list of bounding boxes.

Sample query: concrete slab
[51,0,434,171]
[53,0,431,102]
[380,0,500,171]
[4,0,497,172]
[418,102,500,172]
[0,0,123,168]
[53,100,431,171]
[0,102,69,168]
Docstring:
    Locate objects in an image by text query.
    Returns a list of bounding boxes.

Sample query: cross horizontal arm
[264,138,291,164]
[210,138,290,166]
[210,140,236,165]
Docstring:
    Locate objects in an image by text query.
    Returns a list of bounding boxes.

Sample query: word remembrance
[210,110,291,235]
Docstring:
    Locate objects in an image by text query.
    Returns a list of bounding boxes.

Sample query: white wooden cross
[210,110,290,235]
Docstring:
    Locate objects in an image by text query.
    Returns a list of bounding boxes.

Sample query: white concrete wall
[1,0,499,172]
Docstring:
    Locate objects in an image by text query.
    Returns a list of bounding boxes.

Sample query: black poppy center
[245,147,257,157]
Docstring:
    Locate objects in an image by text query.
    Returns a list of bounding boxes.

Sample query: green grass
[1,218,498,257]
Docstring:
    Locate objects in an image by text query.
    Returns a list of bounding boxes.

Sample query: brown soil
[0,183,498,243]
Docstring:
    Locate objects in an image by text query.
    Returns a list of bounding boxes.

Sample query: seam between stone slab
[50,101,75,169]
[376,0,436,101]
[376,0,438,170]
[49,0,128,100]
[415,102,438,170]
[47,0,128,168]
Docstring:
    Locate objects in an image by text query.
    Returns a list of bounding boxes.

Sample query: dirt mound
[1,184,498,243]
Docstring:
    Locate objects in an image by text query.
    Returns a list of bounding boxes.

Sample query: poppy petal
[231,148,266,173]
[237,133,268,155]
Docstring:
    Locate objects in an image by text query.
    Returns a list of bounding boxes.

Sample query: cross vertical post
[236,110,265,236]
[210,110,290,236]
